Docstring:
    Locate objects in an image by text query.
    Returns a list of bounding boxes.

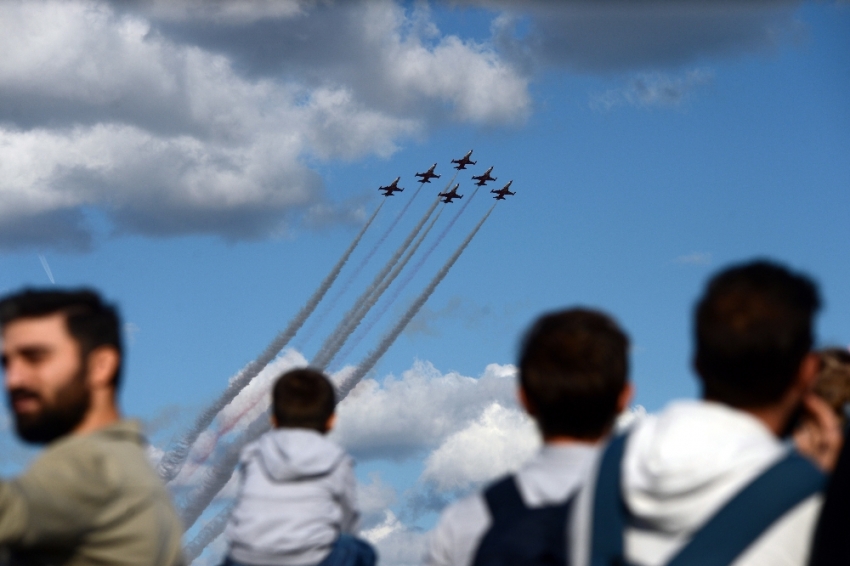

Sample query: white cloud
[330,360,519,460]
[358,473,399,530]
[674,251,714,265]
[362,511,429,566]
[615,405,648,432]
[590,69,714,111]
[0,1,530,249]
[421,402,540,492]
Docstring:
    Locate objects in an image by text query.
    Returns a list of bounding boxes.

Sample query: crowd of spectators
[1,258,849,566]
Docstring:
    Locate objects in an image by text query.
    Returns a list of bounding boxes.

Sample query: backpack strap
[589,433,630,566]
[589,434,826,566]
[665,452,825,566]
[483,475,527,524]
[474,473,574,566]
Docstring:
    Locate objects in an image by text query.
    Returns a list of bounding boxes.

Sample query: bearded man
[0,289,185,566]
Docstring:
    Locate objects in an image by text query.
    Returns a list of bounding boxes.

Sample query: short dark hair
[272,368,336,433]
[0,288,124,388]
[694,260,820,407]
[519,308,629,439]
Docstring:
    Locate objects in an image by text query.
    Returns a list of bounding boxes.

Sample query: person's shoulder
[437,491,490,538]
[427,492,491,566]
[733,493,822,566]
[17,421,153,502]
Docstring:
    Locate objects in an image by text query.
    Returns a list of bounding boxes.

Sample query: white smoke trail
[310,174,459,368]
[183,502,235,564]
[157,202,384,483]
[178,374,352,534]
[38,254,55,284]
[298,183,426,347]
[178,410,270,531]
[336,205,496,398]
[311,195,442,369]
[339,187,483,359]
[318,206,445,369]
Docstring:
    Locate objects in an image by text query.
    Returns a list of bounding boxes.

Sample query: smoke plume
[319,206,445,368]
[335,205,496,397]
[157,202,383,483]
[297,183,425,347]
[311,196,441,368]
[340,186,483,358]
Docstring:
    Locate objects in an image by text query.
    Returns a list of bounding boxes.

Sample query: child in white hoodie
[222,368,375,566]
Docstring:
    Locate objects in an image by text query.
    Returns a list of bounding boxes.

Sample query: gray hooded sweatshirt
[225,428,359,566]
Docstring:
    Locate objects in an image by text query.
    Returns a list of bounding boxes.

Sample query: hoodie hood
[622,400,788,534]
[247,428,346,483]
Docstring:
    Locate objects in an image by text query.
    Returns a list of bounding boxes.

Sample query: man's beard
[7,362,91,444]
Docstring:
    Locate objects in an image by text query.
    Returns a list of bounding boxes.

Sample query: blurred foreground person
[805,348,850,566]
[222,368,375,566]
[572,260,839,566]
[426,308,632,566]
[0,289,185,565]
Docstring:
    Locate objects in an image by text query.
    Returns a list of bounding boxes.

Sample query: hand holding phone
[793,393,844,472]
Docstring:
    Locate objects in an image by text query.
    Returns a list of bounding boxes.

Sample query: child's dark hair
[272,368,336,433]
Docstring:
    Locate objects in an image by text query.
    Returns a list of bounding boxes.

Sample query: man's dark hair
[694,260,821,408]
[272,368,336,433]
[519,308,629,439]
[0,288,124,388]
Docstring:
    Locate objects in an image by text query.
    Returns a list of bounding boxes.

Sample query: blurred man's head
[519,308,630,441]
[0,289,122,444]
[694,260,820,408]
[272,368,336,434]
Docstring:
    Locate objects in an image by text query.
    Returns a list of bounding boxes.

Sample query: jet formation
[377,151,516,203]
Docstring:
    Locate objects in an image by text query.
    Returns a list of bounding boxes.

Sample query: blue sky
[1,1,848,564]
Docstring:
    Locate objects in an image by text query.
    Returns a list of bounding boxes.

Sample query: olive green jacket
[0,420,185,566]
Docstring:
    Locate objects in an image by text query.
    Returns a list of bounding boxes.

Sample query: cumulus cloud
[0,1,530,250]
[358,473,399,530]
[362,511,429,566]
[330,360,519,460]
[421,402,539,492]
[590,69,714,111]
[486,0,803,73]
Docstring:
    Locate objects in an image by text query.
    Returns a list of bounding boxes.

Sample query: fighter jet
[471,166,496,186]
[451,150,476,170]
[379,177,404,196]
[415,164,440,184]
[439,184,463,203]
[491,180,515,200]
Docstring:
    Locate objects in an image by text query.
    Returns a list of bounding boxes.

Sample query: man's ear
[87,347,120,390]
[797,352,821,392]
[518,386,536,417]
[325,413,337,432]
[616,382,634,414]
